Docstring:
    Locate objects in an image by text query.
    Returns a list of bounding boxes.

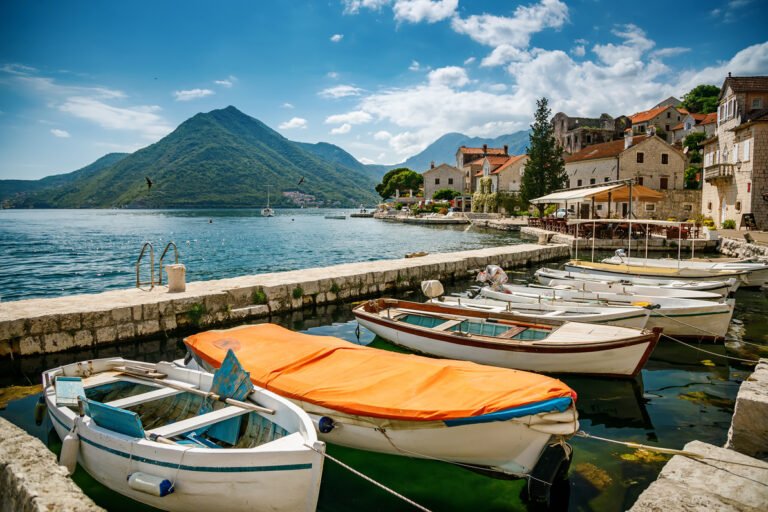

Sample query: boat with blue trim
[43,356,324,512]
[183,323,580,491]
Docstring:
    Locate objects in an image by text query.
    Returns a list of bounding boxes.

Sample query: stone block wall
[726,359,768,459]
[0,244,569,357]
[0,417,104,512]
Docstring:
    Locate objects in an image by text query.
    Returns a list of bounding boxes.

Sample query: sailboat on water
[261,187,274,217]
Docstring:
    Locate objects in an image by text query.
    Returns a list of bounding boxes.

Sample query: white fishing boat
[565,259,748,283]
[261,188,274,217]
[602,255,768,288]
[479,283,734,340]
[184,323,579,502]
[534,269,724,300]
[354,298,660,377]
[535,267,739,296]
[432,295,651,329]
[44,356,324,512]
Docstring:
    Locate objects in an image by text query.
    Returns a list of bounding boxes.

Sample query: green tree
[375,168,423,199]
[520,97,566,216]
[432,188,460,200]
[684,166,701,190]
[681,84,720,114]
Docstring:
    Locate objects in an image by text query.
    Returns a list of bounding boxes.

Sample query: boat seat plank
[434,319,463,331]
[147,405,250,439]
[106,386,187,409]
[497,326,527,339]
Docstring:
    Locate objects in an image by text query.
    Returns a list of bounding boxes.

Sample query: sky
[1,0,767,180]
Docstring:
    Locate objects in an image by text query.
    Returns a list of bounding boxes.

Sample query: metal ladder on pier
[136,242,179,291]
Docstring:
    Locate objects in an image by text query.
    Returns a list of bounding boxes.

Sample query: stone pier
[0,417,103,512]
[0,243,568,357]
[520,226,719,253]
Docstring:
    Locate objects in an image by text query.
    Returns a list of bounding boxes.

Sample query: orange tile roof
[701,112,717,125]
[564,135,649,163]
[691,113,707,121]
[630,106,669,124]
[491,154,527,174]
[671,123,684,131]
[458,146,508,155]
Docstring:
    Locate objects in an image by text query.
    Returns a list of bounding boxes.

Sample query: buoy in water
[59,425,80,475]
[128,472,175,497]
[34,396,46,426]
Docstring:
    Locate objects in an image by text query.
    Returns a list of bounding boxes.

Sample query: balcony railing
[703,163,735,182]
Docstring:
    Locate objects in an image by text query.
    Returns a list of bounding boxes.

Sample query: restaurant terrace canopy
[590,184,663,203]
[528,183,625,204]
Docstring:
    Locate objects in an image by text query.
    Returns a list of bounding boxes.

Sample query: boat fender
[59,422,80,475]
[128,472,175,497]
[34,396,47,426]
[539,410,578,423]
[316,416,336,434]
[528,421,579,436]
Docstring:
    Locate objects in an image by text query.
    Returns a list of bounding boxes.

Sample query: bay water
[0,209,766,510]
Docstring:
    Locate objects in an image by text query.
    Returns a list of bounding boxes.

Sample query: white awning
[529,183,625,204]
[567,218,694,227]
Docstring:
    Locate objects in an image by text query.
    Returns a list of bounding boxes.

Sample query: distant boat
[261,188,274,217]
[324,214,346,220]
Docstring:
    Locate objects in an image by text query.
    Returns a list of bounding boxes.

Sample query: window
[683,204,693,212]
[666,111,671,118]
[590,178,596,185]
[735,201,742,212]
[604,177,610,182]
[448,178,453,185]
[753,98,763,109]
[435,178,440,185]
[743,139,751,161]
[661,153,669,165]
[637,177,644,186]
[637,152,644,163]
[707,201,712,211]
[597,204,603,210]
[660,177,669,190]
[577,179,583,186]
[665,124,670,132]
[586,135,592,143]
[645,204,655,211]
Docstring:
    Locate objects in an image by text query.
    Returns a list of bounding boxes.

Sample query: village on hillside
[377,73,768,234]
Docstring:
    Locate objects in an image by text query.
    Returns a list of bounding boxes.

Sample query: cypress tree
[520,97,566,216]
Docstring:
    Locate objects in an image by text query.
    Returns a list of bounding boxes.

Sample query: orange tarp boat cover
[185,324,576,422]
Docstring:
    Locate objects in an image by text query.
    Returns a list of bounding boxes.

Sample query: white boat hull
[357,316,655,377]
[564,261,745,284]
[602,256,768,287]
[536,267,738,296]
[537,277,723,300]
[480,286,734,340]
[45,359,323,512]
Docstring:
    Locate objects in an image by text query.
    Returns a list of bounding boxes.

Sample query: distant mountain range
[0,106,530,208]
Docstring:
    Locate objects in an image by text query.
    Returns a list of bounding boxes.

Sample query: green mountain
[12,106,379,208]
[0,153,129,204]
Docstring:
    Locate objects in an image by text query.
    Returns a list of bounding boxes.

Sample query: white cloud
[651,47,691,58]
[50,128,70,138]
[278,117,307,129]
[488,83,508,92]
[319,84,364,98]
[59,97,172,139]
[481,45,531,67]
[574,38,589,45]
[1,63,38,75]
[711,0,754,22]
[342,0,391,14]
[677,42,768,92]
[331,123,352,134]
[451,0,568,51]
[427,66,470,88]
[173,88,214,101]
[409,60,421,71]
[463,56,476,65]
[325,110,373,124]
[374,130,392,140]
[393,0,458,23]
[327,71,339,79]
[214,75,237,87]
[358,156,376,164]
[571,45,586,57]
[330,34,344,43]
[282,102,295,109]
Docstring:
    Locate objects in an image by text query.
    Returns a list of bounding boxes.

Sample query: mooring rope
[305,444,432,512]
[575,431,768,476]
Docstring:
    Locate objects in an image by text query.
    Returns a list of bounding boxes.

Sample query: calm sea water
[0,209,521,302]
[1,210,766,511]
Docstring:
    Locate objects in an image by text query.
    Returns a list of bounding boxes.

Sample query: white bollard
[165,264,186,293]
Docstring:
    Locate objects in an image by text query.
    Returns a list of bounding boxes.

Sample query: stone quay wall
[0,417,104,512]
[719,237,768,259]
[0,244,568,358]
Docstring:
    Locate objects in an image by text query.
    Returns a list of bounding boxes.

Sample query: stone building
[564,133,696,219]
[422,162,464,200]
[630,105,688,143]
[456,144,509,193]
[473,154,528,194]
[551,112,630,154]
[702,75,768,229]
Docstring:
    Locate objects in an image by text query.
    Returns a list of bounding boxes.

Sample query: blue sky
[1,0,767,179]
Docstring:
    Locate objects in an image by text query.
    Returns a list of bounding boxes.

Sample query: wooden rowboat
[44,357,324,512]
[353,298,660,377]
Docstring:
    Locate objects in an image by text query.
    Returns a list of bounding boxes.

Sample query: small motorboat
[184,323,579,498]
[432,295,651,329]
[602,255,768,288]
[564,259,748,283]
[354,298,660,377]
[534,267,738,297]
[44,355,324,512]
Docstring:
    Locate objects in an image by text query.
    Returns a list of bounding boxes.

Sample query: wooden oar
[115,366,275,415]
